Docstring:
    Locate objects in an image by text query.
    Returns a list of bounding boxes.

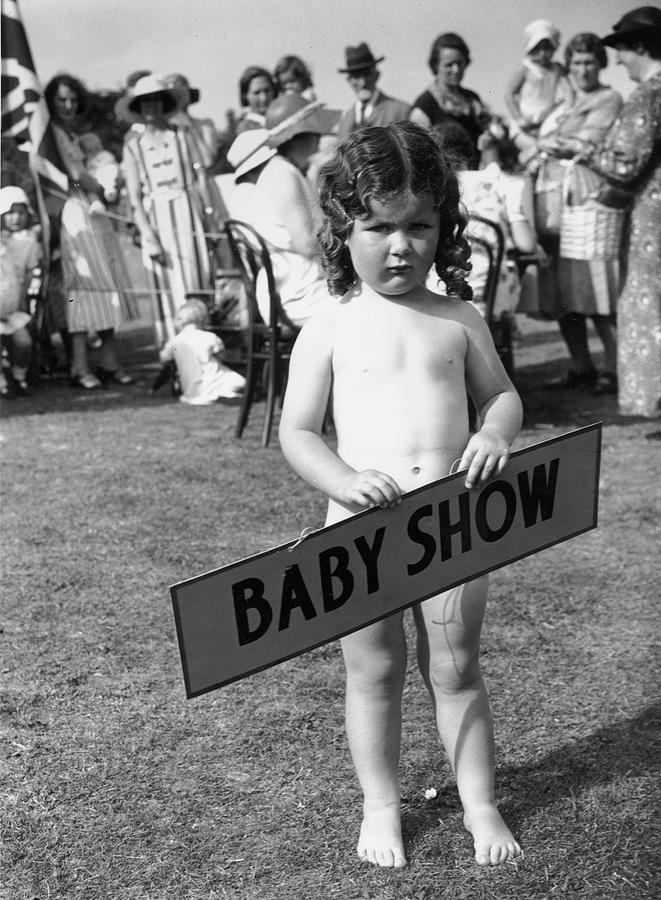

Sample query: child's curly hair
[317,121,472,299]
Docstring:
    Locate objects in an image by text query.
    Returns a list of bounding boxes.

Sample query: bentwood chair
[466,214,513,375]
[224,219,300,447]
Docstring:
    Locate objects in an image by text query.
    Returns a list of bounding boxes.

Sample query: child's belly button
[412,466,421,474]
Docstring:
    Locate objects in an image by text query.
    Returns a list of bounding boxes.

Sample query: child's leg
[340,611,408,868]
[9,328,32,385]
[413,576,521,866]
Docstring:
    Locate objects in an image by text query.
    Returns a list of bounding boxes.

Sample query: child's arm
[279,315,401,509]
[504,67,526,124]
[159,339,175,363]
[459,306,523,489]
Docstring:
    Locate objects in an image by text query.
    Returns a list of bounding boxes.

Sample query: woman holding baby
[46,73,133,389]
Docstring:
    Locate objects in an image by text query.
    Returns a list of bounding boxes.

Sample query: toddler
[159,298,246,405]
[279,122,523,869]
[79,131,121,207]
[433,120,536,334]
[505,19,573,165]
[0,187,42,395]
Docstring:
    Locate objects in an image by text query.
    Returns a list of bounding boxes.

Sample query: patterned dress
[588,72,661,418]
[123,124,210,344]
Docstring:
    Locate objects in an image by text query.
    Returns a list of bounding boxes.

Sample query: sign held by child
[172,423,600,698]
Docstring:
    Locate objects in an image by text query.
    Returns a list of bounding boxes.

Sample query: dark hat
[165,73,200,106]
[338,42,384,73]
[601,6,661,47]
[265,94,341,147]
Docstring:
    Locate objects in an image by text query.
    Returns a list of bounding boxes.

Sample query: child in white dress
[505,19,573,166]
[159,299,245,405]
[0,187,42,395]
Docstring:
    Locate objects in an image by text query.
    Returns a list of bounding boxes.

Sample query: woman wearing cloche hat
[122,75,213,344]
[577,6,661,421]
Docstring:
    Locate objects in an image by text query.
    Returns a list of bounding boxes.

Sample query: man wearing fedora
[337,42,410,139]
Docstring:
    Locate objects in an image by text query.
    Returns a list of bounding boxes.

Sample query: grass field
[1,316,659,900]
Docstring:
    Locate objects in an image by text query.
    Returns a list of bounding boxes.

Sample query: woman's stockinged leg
[414,576,521,866]
[340,612,408,868]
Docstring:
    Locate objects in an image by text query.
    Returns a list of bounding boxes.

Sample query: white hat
[126,74,178,115]
[524,19,560,54]
[227,129,277,179]
[0,186,33,217]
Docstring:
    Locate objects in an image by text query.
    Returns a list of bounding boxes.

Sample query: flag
[1,0,68,202]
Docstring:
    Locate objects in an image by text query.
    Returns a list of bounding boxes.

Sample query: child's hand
[340,469,402,510]
[458,427,511,490]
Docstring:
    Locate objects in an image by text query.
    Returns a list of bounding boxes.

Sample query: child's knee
[345,649,406,696]
[426,652,481,695]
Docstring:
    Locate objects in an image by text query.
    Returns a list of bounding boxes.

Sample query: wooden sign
[172,424,601,697]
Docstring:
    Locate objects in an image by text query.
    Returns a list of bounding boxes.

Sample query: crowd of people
[1,6,659,422]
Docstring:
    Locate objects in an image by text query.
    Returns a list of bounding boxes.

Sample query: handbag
[533,156,565,237]
[559,161,626,261]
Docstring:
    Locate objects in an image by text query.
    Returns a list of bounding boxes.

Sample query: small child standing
[0,187,42,395]
[505,19,573,166]
[279,122,523,869]
[159,298,246,405]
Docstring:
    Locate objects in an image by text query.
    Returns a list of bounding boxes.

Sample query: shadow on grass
[498,704,660,826]
[402,704,660,843]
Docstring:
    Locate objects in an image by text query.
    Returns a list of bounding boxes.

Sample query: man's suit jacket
[336,90,411,140]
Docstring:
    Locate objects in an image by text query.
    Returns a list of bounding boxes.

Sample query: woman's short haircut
[273,55,313,90]
[565,32,608,69]
[44,73,88,117]
[428,32,471,74]
[239,66,277,107]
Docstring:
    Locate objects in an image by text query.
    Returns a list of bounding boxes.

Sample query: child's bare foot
[463,804,522,866]
[357,805,407,868]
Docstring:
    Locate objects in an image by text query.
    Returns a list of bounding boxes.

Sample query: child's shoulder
[425,287,481,319]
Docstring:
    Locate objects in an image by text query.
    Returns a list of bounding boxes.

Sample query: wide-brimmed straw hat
[0,186,34,217]
[227,129,277,178]
[126,74,178,116]
[265,95,341,148]
[524,19,561,54]
[338,42,384,73]
[165,73,200,108]
[601,6,661,47]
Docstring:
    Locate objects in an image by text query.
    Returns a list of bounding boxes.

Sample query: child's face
[346,191,440,298]
[529,40,554,66]
[2,203,29,232]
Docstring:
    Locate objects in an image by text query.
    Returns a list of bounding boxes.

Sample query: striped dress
[123,125,210,344]
[54,125,131,334]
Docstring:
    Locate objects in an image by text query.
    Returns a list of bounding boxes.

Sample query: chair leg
[261,342,279,447]
[235,347,256,438]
